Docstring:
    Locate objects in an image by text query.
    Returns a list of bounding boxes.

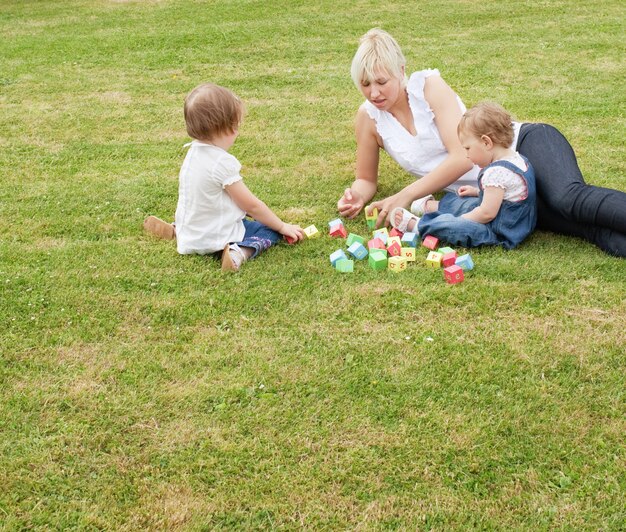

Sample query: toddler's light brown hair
[184,83,244,142]
[458,102,514,148]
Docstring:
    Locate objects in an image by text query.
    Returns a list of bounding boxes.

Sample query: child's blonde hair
[458,102,514,147]
[184,83,244,142]
[351,28,407,89]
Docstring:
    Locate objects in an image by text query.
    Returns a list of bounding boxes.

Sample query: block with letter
[444,264,464,284]
[347,242,368,260]
[401,232,418,248]
[422,235,439,250]
[401,247,416,261]
[425,251,443,268]
[368,237,386,250]
[442,251,457,267]
[438,246,455,255]
[387,240,402,257]
[389,227,403,238]
[455,253,474,271]
[330,223,348,238]
[304,225,320,239]
[365,206,378,229]
[388,256,408,272]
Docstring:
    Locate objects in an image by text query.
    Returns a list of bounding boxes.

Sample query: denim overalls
[418,156,537,250]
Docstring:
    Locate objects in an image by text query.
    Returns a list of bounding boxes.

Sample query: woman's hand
[368,194,404,228]
[458,185,479,197]
[337,188,365,219]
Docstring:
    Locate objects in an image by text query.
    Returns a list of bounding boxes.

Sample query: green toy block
[368,250,388,271]
[346,233,365,247]
[335,259,354,273]
[438,246,455,254]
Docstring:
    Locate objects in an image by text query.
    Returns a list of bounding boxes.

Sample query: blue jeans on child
[418,158,537,250]
[234,219,282,259]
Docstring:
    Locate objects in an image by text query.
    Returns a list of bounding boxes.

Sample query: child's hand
[280,223,305,242]
[458,186,479,197]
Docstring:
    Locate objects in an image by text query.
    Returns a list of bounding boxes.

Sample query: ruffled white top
[481,152,529,202]
[362,69,479,192]
[174,141,246,255]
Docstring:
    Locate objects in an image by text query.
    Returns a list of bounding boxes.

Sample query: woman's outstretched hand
[368,195,402,228]
[337,188,365,219]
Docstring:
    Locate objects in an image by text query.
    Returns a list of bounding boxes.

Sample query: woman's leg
[536,196,626,257]
[517,124,626,255]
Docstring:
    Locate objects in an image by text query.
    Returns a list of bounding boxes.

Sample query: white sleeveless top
[362,69,479,192]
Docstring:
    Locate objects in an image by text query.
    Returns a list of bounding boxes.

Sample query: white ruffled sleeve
[214,152,243,188]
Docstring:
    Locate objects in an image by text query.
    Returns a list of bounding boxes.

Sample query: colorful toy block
[389,227,404,238]
[444,264,464,284]
[328,218,343,229]
[422,235,439,250]
[304,225,319,239]
[425,251,443,268]
[330,249,348,267]
[335,259,354,273]
[365,206,379,229]
[387,240,402,257]
[388,256,408,272]
[442,251,457,267]
[330,223,348,238]
[347,242,368,260]
[438,246,455,255]
[387,236,401,249]
[367,237,386,250]
[455,253,474,271]
[368,250,388,271]
[401,247,416,262]
[372,227,389,245]
[401,232,418,248]
[285,235,297,244]
[346,233,365,247]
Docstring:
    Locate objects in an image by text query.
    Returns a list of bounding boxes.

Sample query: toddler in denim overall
[392,102,536,250]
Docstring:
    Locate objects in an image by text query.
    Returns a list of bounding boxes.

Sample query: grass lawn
[1,0,624,529]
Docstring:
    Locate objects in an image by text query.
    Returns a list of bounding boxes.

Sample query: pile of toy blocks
[325,209,474,283]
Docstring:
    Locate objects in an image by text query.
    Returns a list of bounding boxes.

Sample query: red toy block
[389,227,404,238]
[330,224,348,238]
[387,241,402,257]
[368,237,386,250]
[442,251,457,267]
[422,235,439,250]
[285,235,297,244]
[444,265,464,284]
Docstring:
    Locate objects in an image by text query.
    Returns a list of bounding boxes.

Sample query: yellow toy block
[388,256,408,272]
[401,247,416,262]
[365,206,379,221]
[426,251,443,268]
[304,225,320,239]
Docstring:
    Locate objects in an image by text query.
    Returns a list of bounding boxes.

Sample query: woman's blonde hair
[458,102,514,148]
[351,28,407,88]
[184,83,244,141]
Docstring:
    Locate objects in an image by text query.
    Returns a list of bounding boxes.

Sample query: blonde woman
[337,28,626,256]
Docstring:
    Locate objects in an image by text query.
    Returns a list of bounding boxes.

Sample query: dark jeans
[516,123,626,257]
[234,219,282,259]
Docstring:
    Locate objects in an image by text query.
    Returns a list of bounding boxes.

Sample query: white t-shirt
[362,69,479,192]
[481,152,529,202]
[174,141,246,255]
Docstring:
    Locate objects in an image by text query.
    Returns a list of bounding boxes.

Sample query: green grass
[1,0,625,529]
